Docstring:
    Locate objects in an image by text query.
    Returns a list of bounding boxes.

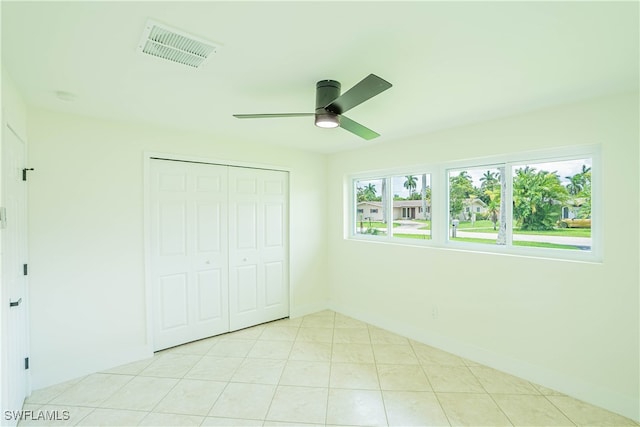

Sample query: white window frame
[350,168,436,245]
[347,145,601,263]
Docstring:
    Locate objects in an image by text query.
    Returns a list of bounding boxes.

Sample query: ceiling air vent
[138,19,220,68]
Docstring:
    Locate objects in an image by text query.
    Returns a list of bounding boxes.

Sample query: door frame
[143,152,292,351]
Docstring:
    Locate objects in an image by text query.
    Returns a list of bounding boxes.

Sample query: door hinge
[22,168,34,181]
[24,357,29,370]
[23,264,28,276]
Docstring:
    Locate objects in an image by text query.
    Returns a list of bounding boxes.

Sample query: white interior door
[150,159,229,351]
[1,125,29,424]
[228,167,289,331]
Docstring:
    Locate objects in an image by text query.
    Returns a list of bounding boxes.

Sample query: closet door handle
[9,298,22,307]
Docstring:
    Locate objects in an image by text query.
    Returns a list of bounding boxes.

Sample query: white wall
[26,108,328,389]
[1,70,28,140]
[327,92,639,421]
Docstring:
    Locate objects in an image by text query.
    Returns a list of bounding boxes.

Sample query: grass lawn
[357,221,399,228]
[412,219,432,230]
[356,230,388,236]
[454,220,590,238]
[513,228,590,238]
[450,237,583,250]
[393,233,432,240]
[455,220,495,230]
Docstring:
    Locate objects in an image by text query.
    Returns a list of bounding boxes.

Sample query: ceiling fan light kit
[314,80,341,128]
[314,113,340,128]
[314,112,340,128]
[234,74,392,140]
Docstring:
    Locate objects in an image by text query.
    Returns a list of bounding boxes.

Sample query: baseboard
[289,300,329,319]
[30,344,153,392]
[328,301,639,422]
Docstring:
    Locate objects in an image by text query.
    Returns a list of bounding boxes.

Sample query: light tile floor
[21,311,639,426]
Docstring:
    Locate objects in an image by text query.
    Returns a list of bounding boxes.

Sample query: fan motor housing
[315,80,341,113]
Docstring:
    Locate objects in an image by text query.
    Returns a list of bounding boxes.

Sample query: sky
[455,158,592,187]
[355,175,432,199]
[356,158,591,198]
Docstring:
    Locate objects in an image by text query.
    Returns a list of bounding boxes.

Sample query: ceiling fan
[233,74,392,140]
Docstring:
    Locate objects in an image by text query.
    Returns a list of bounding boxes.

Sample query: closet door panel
[150,160,229,350]
[229,167,289,331]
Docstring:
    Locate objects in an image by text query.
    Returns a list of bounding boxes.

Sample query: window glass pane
[512,159,591,251]
[449,167,503,245]
[391,174,431,240]
[355,178,387,236]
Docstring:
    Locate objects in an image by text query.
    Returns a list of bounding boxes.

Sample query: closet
[148,158,289,351]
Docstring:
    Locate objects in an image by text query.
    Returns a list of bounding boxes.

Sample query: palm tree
[514,167,568,230]
[565,164,592,218]
[381,179,387,223]
[480,170,498,189]
[449,171,474,219]
[485,188,500,230]
[403,175,417,196]
[497,166,507,244]
[421,174,428,220]
[565,166,591,197]
[363,183,377,200]
[479,170,498,204]
[565,174,584,196]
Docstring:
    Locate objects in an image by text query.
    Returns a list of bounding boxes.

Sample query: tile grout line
[143,341,215,421]
[369,322,391,427]
[541,394,579,427]
[205,325,265,423]
[409,340,453,427]
[324,311,336,426]
[260,319,301,425]
[66,371,139,425]
[466,365,516,427]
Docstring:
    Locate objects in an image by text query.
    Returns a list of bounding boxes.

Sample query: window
[446,155,594,255]
[350,146,598,261]
[511,158,592,250]
[392,174,431,240]
[355,178,386,236]
[448,166,502,246]
[352,173,432,240]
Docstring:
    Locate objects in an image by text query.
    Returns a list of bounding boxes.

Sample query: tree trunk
[381,179,387,224]
[421,174,427,219]
[497,166,507,245]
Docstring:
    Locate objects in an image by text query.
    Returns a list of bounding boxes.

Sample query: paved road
[390,220,592,248]
[456,230,591,247]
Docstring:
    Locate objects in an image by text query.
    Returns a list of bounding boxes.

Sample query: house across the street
[357,200,431,221]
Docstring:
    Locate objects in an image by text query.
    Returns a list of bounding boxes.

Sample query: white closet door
[150,160,229,350]
[228,167,289,331]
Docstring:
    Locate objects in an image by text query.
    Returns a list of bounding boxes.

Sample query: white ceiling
[2,1,638,154]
